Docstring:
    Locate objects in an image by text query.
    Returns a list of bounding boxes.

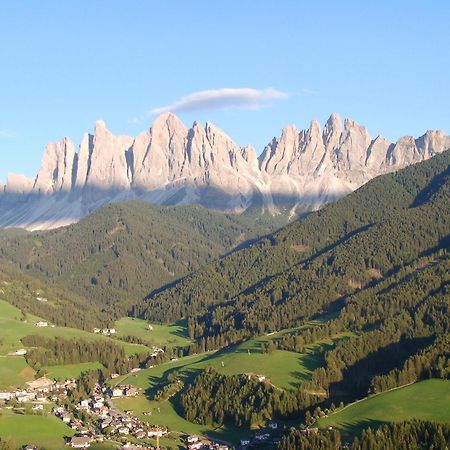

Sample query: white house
[0,392,12,401]
[147,427,166,438]
[112,388,123,397]
[12,348,27,356]
[70,436,91,448]
[35,321,48,327]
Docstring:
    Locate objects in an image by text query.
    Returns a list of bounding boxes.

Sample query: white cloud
[150,87,290,115]
[0,129,17,139]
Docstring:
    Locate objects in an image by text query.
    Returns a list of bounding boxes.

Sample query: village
[0,374,239,450]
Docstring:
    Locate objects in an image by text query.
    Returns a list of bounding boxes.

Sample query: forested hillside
[140,150,450,344]
[147,151,450,439]
[0,261,105,329]
[0,202,282,316]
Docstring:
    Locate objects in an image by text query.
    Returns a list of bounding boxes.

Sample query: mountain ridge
[1,112,449,230]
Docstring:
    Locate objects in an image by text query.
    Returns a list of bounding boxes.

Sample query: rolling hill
[0,201,283,318]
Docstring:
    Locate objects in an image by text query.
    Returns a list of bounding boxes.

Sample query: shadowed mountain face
[1,112,449,230]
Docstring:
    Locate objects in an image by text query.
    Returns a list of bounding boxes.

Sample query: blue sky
[0,1,449,183]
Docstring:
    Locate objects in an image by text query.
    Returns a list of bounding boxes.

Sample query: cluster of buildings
[53,386,168,448]
[110,384,140,398]
[239,422,282,448]
[187,435,229,450]
[0,376,76,403]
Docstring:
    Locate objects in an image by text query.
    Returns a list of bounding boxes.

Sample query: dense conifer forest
[279,420,450,450]
[0,202,282,318]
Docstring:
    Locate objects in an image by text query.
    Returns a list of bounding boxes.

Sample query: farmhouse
[0,392,12,401]
[301,427,320,436]
[147,426,167,438]
[112,388,123,397]
[16,392,36,402]
[101,328,116,335]
[69,436,92,448]
[26,376,55,391]
[125,387,138,397]
[35,321,48,327]
[134,430,147,439]
[187,435,199,444]
[8,348,27,356]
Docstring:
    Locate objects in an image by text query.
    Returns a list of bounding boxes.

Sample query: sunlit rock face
[1,113,448,230]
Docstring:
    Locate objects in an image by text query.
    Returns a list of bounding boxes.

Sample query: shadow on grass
[143,347,236,399]
[337,418,388,438]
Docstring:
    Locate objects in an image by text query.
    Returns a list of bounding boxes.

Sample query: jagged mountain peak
[151,111,188,133]
[0,113,448,230]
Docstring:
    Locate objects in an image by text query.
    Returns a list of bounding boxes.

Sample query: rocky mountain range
[1,112,449,230]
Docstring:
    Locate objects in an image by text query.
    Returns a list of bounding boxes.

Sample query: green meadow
[43,361,104,380]
[116,332,325,393]
[0,409,75,449]
[111,332,330,443]
[318,379,450,435]
[0,356,35,390]
[0,299,149,388]
[0,300,148,356]
[115,316,193,349]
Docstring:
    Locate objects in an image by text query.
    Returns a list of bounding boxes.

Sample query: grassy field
[0,409,75,449]
[43,361,104,380]
[318,379,450,435]
[0,356,35,389]
[111,332,329,444]
[0,299,149,388]
[116,332,324,393]
[0,300,148,356]
[115,317,192,349]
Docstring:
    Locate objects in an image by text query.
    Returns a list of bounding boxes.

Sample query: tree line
[279,420,450,450]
